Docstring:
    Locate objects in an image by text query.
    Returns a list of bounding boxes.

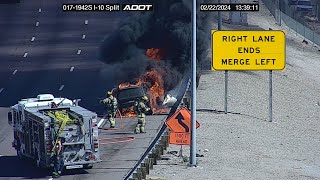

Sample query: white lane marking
[77,49,81,55]
[82,34,86,39]
[84,20,88,25]
[38,8,42,13]
[36,21,39,27]
[48,178,53,180]
[0,88,4,93]
[59,85,64,91]
[23,52,28,57]
[12,69,18,75]
[98,118,105,128]
[31,37,35,42]
[70,66,74,72]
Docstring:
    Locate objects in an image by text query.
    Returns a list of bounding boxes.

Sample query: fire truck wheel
[83,164,93,169]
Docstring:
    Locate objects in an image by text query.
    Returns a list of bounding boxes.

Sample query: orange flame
[119,106,136,117]
[118,48,169,117]
[141,69,165,113]
[146,48,162,61]
[118,83,136,90]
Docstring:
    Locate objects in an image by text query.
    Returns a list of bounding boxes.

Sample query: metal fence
[262,0,320,46]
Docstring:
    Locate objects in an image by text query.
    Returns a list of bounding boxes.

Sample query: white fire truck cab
[7,94,101,169]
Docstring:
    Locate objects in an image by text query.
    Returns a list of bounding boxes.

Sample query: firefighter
[135,96,150,134]
[52,137,64,178]
[101,91,118,128]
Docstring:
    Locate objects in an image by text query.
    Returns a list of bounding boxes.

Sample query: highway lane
[0,1,40,88]
[6,1,88,101]
[0,0,123,111]
[0,0,52,96]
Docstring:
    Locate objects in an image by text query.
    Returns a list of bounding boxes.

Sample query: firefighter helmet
[106,91,112,95]
[142,96,148,101]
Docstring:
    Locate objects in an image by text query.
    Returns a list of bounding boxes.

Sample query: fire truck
[7,94,101,169]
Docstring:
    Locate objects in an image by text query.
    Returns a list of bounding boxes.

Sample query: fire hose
[98,108,124,130]
[99,136,135,145]
[98,109,136,145]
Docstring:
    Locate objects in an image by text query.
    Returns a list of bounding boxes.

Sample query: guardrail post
[155,144,163,159]
[161,135,168,150]
[149,158,154,169]
[142,162,149,175]
[141,166,147,179]
[166,135,169,148]
[160,145,164,156]
[132,173,138,180]
[165,131,169,148]
[136,168,142,180]
[151,149,158,164]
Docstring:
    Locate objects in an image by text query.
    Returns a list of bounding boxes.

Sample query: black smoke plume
[100,0,214,91]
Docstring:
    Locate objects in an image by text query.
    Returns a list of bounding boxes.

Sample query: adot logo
[121,4,153,11]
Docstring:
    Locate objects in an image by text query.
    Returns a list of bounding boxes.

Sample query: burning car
[114,85,152,116]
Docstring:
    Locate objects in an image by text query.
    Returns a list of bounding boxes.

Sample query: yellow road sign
[211,30,286,70]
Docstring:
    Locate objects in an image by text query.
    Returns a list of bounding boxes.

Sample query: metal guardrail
[123,73,191,180]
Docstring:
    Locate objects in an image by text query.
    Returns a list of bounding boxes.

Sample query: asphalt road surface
[0,1,167,179]
[0,0,123,113]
